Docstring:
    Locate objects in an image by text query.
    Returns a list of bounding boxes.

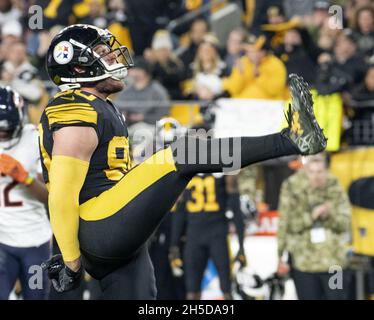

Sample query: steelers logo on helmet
[53,41,74,65]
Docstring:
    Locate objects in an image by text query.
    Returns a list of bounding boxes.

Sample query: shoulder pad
[52,89,97,104]
[45,91,98,129]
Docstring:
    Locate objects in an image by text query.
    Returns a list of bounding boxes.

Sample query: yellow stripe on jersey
[46,103,97,127]
[46,106,94,116]
[38,123,51,181]
[74,90,97,101]
[53,90,75,98]
[46,106,94,118]
[79,146,177,221]
[46,102,93,113]
[53,90,97,101]
[227,234,234,278]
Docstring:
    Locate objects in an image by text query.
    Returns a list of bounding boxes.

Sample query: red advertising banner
[253,210,279,236]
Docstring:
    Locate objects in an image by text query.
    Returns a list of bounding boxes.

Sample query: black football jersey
[181,173,228,231]
[39,89,131,204]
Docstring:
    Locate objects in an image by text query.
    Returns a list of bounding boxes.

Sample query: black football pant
[184,227,231,294]
[78,134,298,299]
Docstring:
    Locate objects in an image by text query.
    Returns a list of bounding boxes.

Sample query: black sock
[171,133,299,176]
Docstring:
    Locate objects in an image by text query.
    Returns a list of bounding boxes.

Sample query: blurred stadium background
[3,0,374,300]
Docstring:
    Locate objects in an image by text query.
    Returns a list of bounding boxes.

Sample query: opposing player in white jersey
[0,86,51,300]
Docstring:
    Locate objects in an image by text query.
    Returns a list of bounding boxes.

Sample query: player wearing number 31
[0,86,51,300]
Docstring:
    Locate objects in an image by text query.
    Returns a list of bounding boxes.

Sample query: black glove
[41,254,83,293]
[235,247,247,268]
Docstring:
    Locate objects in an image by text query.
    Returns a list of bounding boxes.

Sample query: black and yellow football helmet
[46,24,134,90]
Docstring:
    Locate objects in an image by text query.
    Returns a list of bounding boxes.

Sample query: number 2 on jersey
[0,181,22,207]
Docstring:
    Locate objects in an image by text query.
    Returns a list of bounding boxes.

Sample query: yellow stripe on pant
[79,147,177,221]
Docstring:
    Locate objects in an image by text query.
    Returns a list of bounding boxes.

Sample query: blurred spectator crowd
[1,0,373,144]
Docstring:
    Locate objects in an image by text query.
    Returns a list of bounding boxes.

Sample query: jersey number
[105,136,131,181]
[186,176,219,213]
[0,180,22,207]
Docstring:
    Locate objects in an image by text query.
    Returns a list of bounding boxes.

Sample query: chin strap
[59,67,128,90]
[109,67,128,81]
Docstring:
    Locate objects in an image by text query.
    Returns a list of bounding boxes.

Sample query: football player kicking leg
[41,25,326,299]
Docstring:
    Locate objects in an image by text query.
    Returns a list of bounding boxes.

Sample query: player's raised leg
[77,74,327,282]
[172,73,327,177]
